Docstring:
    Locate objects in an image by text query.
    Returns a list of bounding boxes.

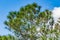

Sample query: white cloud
[52,7,60,22]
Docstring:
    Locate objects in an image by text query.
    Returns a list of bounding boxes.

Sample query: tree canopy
[4,3,60,40]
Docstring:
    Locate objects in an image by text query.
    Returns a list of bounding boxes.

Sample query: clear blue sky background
[0,0,60,35]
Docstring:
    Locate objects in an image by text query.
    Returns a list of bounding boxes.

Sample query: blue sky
[0,0,60,35]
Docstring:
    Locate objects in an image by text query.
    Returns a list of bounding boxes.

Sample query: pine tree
[4,3,57,40]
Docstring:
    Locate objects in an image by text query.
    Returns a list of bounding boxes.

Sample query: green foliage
[0,35,17,40]
[4,3,60,40]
